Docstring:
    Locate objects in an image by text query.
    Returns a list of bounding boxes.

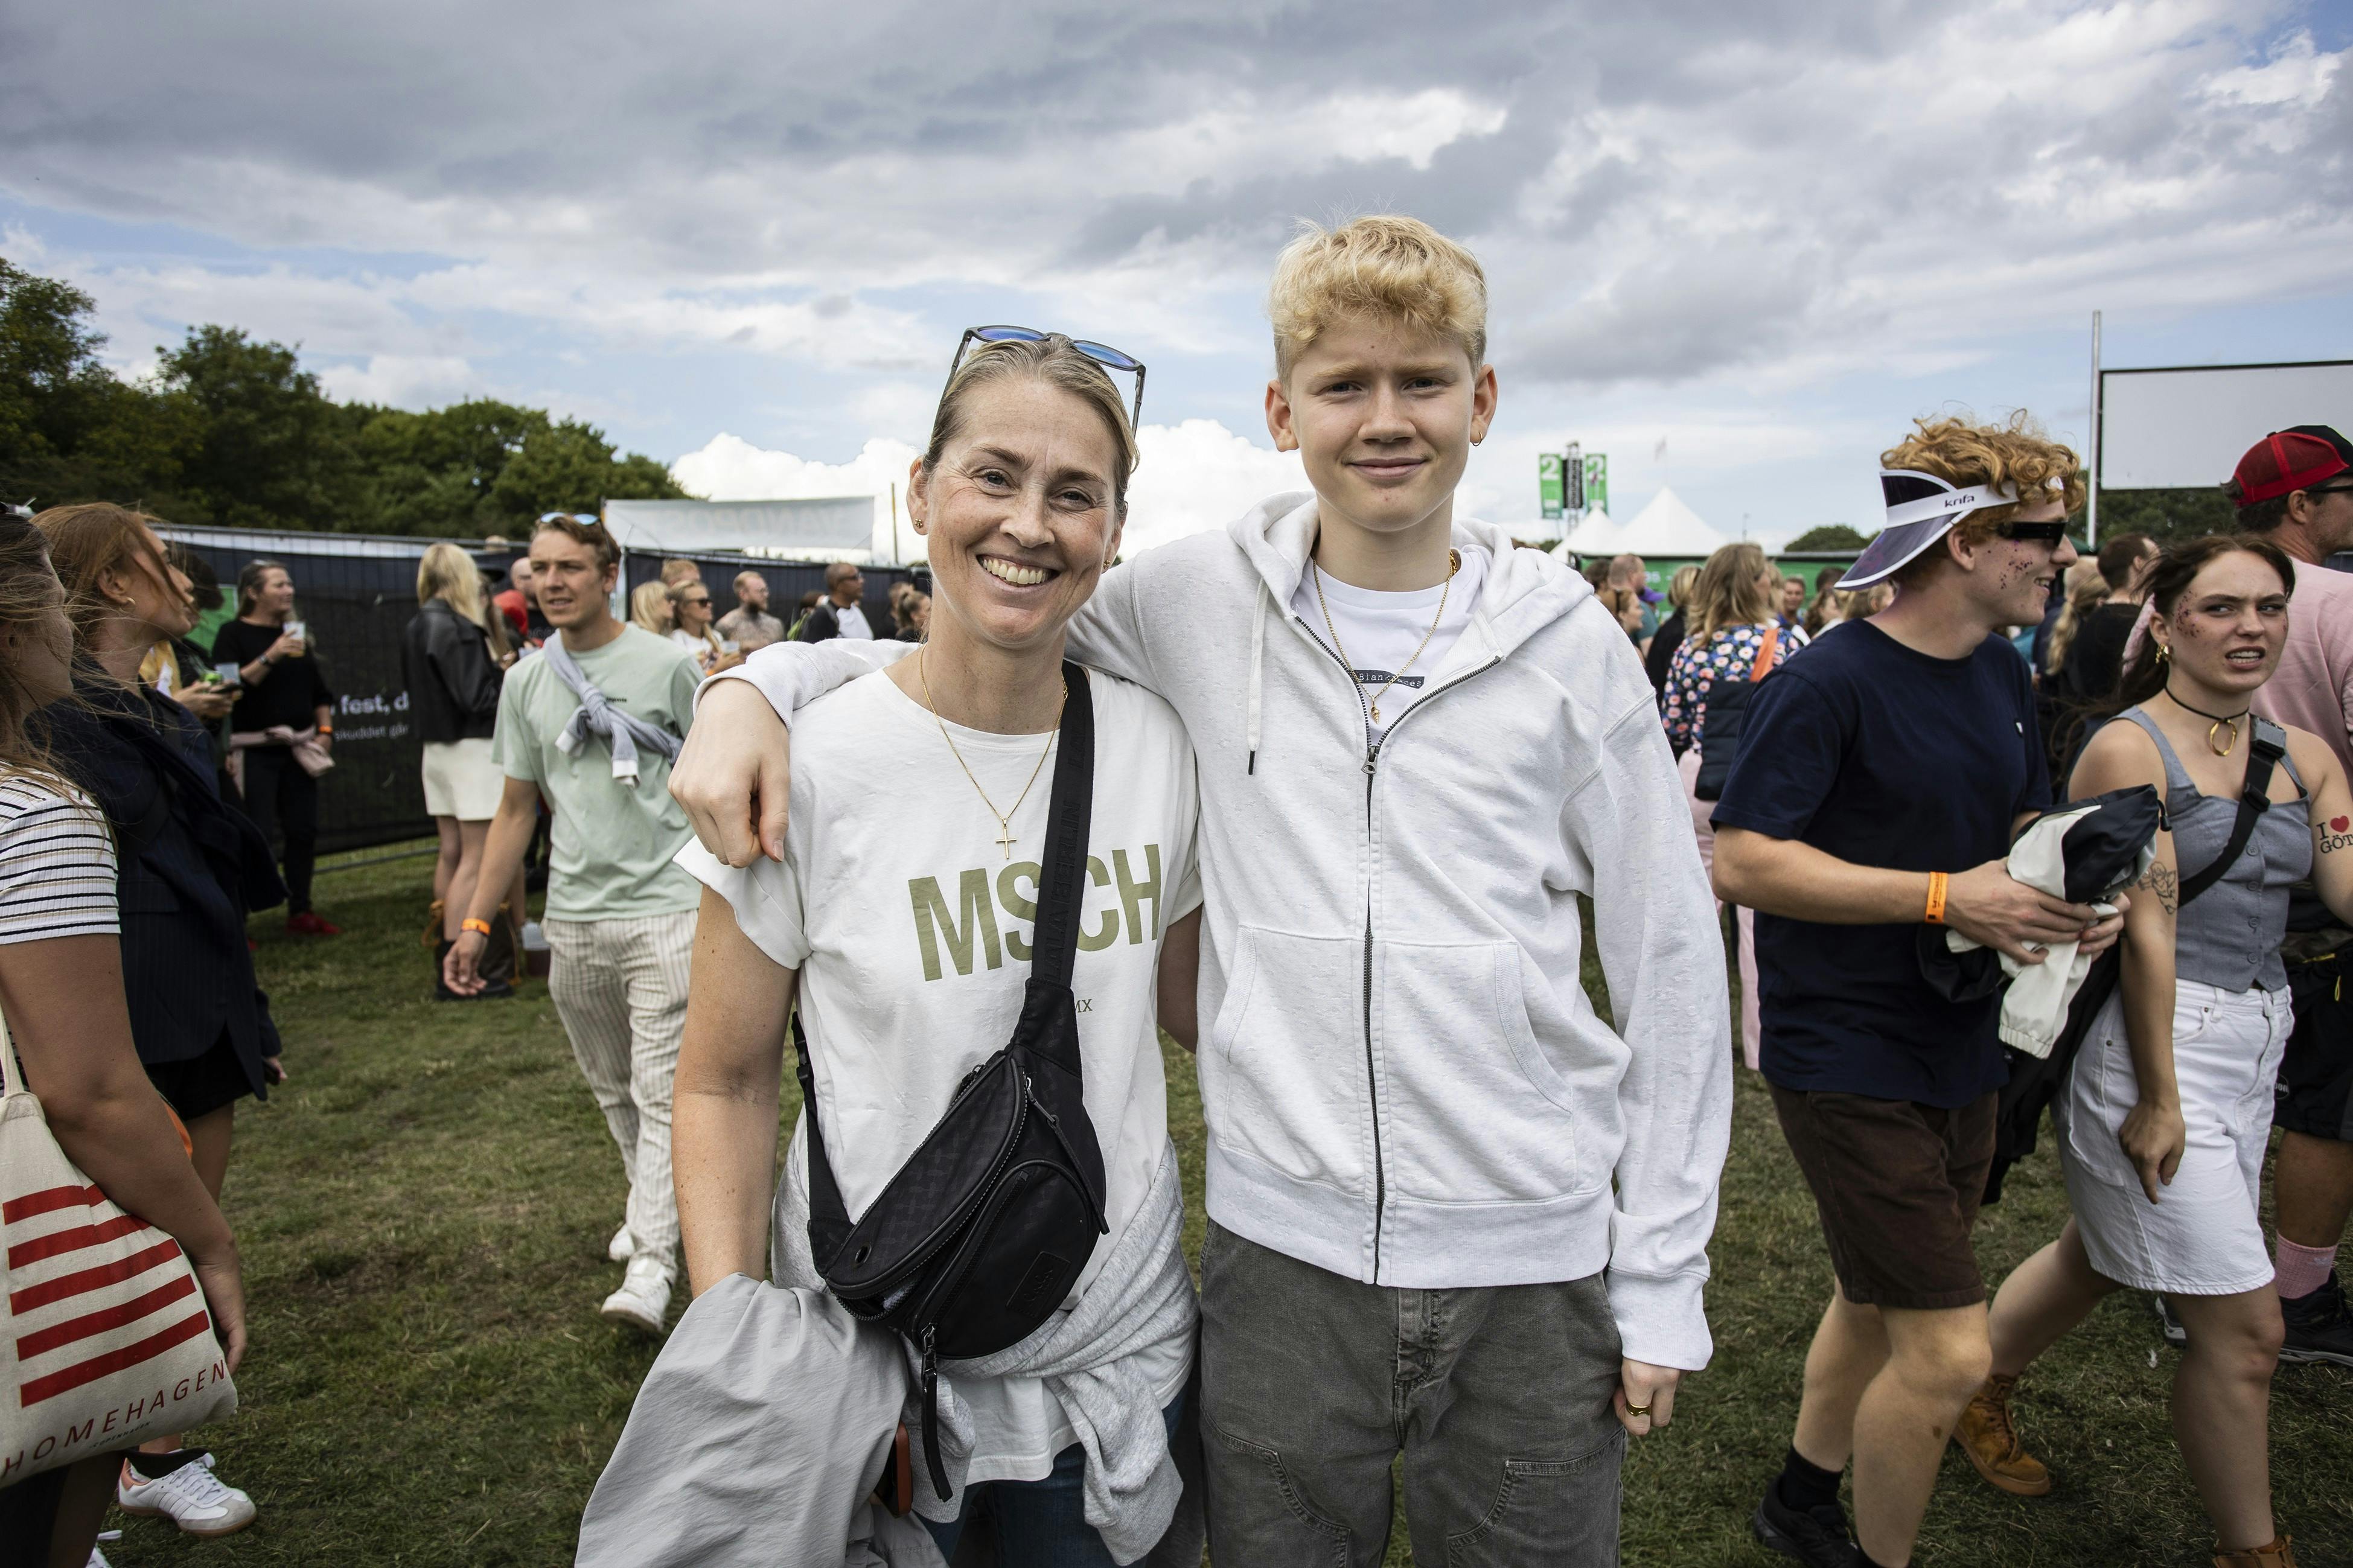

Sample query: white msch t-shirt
[678,663,1201,1484]
[1288,546,1489,739]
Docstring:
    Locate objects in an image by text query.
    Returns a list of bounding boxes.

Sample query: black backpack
[790,660,1109,1500]
[1693,626,1781,801]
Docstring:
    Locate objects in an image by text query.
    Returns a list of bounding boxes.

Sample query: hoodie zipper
[1291,612,1502,1281]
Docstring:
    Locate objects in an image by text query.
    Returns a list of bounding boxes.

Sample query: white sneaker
[117,1450,257,1537]
[601,1255,672,1334]
[607,1223,636,1263]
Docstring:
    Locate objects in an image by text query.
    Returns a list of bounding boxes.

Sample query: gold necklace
[1312,549,1461,725]
[918,649,1065,859]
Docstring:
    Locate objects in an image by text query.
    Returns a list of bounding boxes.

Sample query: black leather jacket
[402,599,504,744]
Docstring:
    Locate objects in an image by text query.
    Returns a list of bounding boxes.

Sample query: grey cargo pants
[1199,1220,1627,1567]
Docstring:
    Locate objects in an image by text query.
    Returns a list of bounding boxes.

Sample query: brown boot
[2214,1537,2297,1567]
[1956,1373,2051,1496]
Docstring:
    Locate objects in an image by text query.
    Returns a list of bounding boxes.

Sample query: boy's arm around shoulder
[1562,657,1733,1374]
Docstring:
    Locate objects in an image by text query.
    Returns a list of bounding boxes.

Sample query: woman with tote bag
[0,508,246,1568]
[671,331,1205,1566]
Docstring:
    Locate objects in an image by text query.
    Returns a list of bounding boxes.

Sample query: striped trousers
[543,910,696,1274]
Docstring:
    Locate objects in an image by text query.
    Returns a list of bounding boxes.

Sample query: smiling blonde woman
[671,333,1205,1564]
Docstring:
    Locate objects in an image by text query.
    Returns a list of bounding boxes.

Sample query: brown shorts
[1769,1085,1997,1311]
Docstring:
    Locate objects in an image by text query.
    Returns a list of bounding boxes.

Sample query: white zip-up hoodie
[715,494,1733,1369]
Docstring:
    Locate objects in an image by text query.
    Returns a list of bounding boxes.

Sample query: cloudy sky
[4,0,2348,556]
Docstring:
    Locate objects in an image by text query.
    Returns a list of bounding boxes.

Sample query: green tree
[0,257,200,511]
[1785,524,1869,551]
[158,326,366,531]
[484,416,686,527]
[2090,487,2235,546]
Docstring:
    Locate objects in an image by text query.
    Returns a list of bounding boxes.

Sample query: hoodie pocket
[1207,925,1368,1193]
[1379,940,1591,1203]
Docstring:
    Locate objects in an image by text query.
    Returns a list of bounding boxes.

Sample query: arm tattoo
[2136,861,2179,917]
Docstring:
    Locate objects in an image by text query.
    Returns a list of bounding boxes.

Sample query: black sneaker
[1752,1485,1862,1567]
[2279,1270,2353,1367]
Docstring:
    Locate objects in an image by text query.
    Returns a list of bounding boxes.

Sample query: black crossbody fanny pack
[790,660,1109,1500]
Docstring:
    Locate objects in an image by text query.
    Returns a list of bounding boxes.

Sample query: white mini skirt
[420,737,505,822]
[2056,979,2287,1296]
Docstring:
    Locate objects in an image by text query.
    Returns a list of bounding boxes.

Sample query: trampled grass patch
[97,858,2349,1566]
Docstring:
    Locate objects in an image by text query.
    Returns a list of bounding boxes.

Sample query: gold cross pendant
[996,824,1018,859]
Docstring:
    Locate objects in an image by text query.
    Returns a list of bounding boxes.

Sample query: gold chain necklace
[1313,549,1461,725]
[918,649,1065,859]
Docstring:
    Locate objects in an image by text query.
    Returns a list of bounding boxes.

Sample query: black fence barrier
[159,525,924,855]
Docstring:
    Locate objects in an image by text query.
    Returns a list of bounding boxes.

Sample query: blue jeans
[919,1395,1184,1567]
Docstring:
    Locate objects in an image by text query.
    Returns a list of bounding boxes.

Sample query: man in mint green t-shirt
[448,515,702,1333]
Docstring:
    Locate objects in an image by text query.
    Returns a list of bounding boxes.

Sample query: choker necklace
[918,649,1064,859]
[2165,685,2252,757]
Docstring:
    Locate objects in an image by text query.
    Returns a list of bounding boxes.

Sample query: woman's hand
[2118,1097,2186,1205]
[177,686,234,721]
[1615,1360,1681,1436]
[186,1238,248,1373]
[269,630,306,661]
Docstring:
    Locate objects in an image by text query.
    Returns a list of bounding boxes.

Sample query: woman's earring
[2156,642,2171,664]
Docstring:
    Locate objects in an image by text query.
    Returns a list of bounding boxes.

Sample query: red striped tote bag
[2,1016,235,1487]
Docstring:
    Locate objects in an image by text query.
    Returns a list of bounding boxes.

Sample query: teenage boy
[2227,426,2353,1365]
[1711,415,2125,1568]
[671,215,1732,1564]
[444,514,704,1333]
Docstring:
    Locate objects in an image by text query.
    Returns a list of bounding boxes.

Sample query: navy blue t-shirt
[1711,622,2051,1106]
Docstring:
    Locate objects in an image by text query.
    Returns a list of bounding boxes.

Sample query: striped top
[0,773,119,946]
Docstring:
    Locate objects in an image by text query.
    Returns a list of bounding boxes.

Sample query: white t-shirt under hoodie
[1289,546,1489,739]
[677,663,1202,1484]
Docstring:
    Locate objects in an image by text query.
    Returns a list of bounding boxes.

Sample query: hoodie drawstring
[1247,581,1268,776]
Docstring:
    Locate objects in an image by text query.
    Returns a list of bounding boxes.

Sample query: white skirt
[420,737,505,821]
[2056,979,2287,1296]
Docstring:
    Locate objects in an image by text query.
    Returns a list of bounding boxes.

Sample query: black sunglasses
[1996,520,2070,544]
[948,325,1146,430]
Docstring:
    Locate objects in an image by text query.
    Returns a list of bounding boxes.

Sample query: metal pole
[891,482,902,565]
[2087,310,2102,549]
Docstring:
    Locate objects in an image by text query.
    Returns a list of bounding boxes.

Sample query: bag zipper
[1027,1076,1108,1234]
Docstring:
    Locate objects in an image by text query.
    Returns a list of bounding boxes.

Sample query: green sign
[1583,453,1609,517]
[1538,453,1564,521]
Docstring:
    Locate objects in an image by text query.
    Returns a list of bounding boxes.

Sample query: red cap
[2230,425,2352,508]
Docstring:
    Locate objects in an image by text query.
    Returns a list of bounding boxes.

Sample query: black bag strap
[2179,718,2285,907]
[1028,661,1095,990]
[791,660,1094,1245]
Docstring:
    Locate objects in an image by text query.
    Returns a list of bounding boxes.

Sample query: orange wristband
[461,917,494,938]
[1924,871,1949,925]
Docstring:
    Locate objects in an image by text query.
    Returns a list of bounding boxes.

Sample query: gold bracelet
[1924,871,1949,925]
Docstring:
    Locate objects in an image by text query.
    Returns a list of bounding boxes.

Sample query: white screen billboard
[2101,361,2353,490]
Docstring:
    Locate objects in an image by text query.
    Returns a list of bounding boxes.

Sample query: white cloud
[315,354,480,407]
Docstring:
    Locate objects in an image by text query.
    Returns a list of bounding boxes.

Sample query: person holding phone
[213,560,338,934]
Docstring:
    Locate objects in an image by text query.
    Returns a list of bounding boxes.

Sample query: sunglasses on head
[1995,520,2070,544]
[948,325,1146,430]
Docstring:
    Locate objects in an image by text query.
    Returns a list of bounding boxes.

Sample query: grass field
[95,850,2352,1566]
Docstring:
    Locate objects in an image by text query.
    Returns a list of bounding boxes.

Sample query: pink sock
[2274,1235,2337,1300]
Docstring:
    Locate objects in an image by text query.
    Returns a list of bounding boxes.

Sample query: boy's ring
[1624,1401,1651,1418]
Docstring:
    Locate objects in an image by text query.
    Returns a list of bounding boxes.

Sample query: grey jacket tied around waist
[776,1128,1204,1568]
[540,631,681,784]
[575,1273,945,1568]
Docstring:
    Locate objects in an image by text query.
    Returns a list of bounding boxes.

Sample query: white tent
[1611,487,1734,558]
[1551,509,1617,558]
[601,496,877,557]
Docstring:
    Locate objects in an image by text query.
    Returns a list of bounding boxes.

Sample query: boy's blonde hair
[1880,412,2086,580]
[1268,215,1487,378]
